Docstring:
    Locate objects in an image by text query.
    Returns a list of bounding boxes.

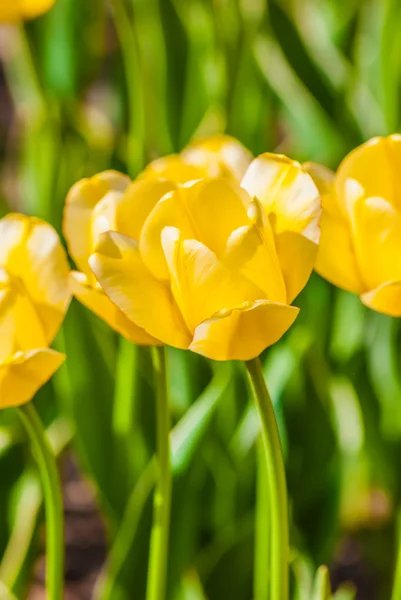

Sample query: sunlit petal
[275,232,319,302]
[161,227,264,332]
[89,232,191,349]
[241,153,321,243]
[140,179,250,280]
[336,135,401,211]
[223,199,287,302]
[138,155,208,184]
[63,170,130,276]
[351,196,401,290]
[115,179,176,241]
[0,349,65,409]
[0,214,71,344]
[69,271,159,346]
[361,280,401,317]
[315,208,364,294]
[190,300,299,361]
[182,134,253,182]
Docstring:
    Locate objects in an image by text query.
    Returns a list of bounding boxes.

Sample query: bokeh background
[1,1,401,599]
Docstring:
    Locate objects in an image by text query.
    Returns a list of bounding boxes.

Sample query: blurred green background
[1,0,401,599]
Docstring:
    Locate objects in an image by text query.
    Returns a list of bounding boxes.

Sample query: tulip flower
[0,213,70,408]
[63,136,252,341]
[0,212,70,600]
[308,134,401,316]
[139,134,253,184]
[0,0,54,21]
[89,153,320,361]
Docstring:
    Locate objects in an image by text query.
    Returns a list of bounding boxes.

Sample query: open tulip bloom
[62,135,254,345]
[64,141,321,600]
[65,152,320,361]
[309,134,401,316]
[0,213,70,600]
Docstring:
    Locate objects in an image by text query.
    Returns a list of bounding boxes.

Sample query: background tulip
[64,171,173,345]
[89,153,320,361]
[139,134,253,184]
[0,214,70,407]
[311,135,401,317]
[0,0,54,22]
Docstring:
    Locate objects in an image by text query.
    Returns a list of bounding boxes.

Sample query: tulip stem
[17,403,64,600]
[146,346,171,600]
[245,356,289,600]
[254,435,271,599]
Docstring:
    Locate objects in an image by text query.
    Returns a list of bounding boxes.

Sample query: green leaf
[312,566,332,600]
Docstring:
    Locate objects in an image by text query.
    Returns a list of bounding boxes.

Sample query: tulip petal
[336,135,401,211]
[190,300,299,361]
[115,179,176,241]
[305,166,364,294]
[140,179,250,280]
[304,161,343,219]
[223,200,287,302]
[241,153,321,243]
[182,134,253,181]
[0,214,71,344]
[0,270,48,362]
[161,227,264,332]
[139,155,209,184]
[315,209,364,294]
[275,232,318,302]
[89,232,191,349]
[0,349,65,409]
[351,196,401,290]
[361,280,401,317]
[69,271,159,345]
[63,170,130,276]
[140,189,194,280]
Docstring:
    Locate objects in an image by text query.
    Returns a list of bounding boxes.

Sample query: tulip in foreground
[63,135,252,342]
[308,134,401,316]
[89,153,320,361]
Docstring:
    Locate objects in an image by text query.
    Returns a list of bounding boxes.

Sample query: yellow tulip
[63,136,251,343]
[139,134,253,184]
[0,0,54,21]
[309,134,401,316]
[0,213,70,407]
[88,153,320,361]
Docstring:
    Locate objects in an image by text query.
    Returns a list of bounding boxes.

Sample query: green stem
[146,346,172,600]
[245,356,289,600]
[112,339,139,438]
[112,340,148,489]
[253,434,270,599]
[17,403,64,600]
